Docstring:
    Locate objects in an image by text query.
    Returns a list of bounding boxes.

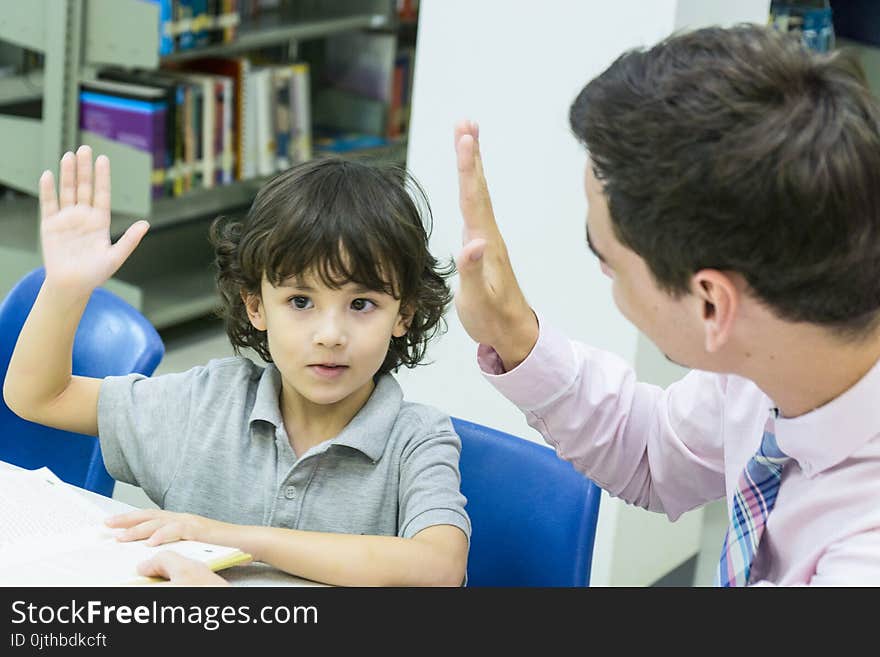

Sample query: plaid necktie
[716,410,791,587]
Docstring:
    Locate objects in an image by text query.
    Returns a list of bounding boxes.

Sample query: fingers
[455,126,497,239]
[39,170,58,221]
[455,238,489,304]
[109,220,150,272]
[58,151,76,209]
[93,154,111,215]
[456,238,487,270]
[76,145,93,206]
[116,518,163,543]
[146,524,184,546]
[137,552,229,586]
[105,509,157,528]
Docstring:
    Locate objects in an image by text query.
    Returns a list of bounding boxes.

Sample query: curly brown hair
[209,157,454,375]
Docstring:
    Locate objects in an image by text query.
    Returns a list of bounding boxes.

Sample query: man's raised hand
[453,120,538,370]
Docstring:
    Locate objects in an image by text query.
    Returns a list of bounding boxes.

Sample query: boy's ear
[241,290,267,331]
[392,305,413,338]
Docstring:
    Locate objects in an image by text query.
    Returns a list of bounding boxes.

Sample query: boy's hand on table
[39,144,149,294]
[137,551,229,586]
[106,509,227,547]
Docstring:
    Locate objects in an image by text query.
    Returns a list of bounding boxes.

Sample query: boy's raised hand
[454,121,538,370]
[39,145,149,292]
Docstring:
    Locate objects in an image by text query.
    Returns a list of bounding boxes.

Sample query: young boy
[3,147,470,586]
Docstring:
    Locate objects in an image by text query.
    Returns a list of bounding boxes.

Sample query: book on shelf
[318,31,398,139]
[96,68,187,197]
[167,57,250,181]
[251,66,276,177]
[79,79,168,199]
[0,467,251,586]
[145,0,239,56]
[268,62,312,171]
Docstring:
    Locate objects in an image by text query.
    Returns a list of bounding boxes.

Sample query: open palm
[39,145,149,292]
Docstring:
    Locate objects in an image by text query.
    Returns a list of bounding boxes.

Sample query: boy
[454,25,880,585]
[4,148,470,586]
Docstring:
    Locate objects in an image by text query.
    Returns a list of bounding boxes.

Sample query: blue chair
[0,267,164,497]
[452,417,602,586]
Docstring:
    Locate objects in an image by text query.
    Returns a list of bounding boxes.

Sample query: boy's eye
[351,298,376,312]
[291,296,312,309]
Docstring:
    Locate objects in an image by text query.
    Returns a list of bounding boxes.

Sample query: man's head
[570,24,880,369]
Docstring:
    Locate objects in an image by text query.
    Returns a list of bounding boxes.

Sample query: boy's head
[569,24,880,367]
[211,157,452,404]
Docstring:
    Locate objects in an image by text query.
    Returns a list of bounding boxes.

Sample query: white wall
[402,0,770,586]
[398,0,678,436]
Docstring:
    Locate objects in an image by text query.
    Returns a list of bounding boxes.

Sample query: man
[454,24,880,586]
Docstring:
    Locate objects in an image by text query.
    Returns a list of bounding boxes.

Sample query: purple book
[79,91,168,199]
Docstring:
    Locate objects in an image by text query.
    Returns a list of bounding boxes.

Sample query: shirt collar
[774,355,880,477]
[248,363,402,462]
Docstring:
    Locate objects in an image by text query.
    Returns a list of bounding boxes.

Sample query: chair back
[452,417,602,586]
[0,268,164,496]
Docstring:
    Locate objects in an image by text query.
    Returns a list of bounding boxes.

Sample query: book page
[0,467,107,548]
[0,467,248,586]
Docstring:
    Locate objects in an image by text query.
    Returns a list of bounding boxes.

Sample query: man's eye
[351,298,376,312]
[291,296,312,309]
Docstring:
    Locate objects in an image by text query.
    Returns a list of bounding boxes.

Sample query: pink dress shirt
[478,319,880,585]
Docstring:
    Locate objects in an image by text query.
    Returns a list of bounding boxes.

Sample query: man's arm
[110,511,468,586]
[2,146,149,435]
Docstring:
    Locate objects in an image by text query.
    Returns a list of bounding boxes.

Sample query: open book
[0,467,251,586]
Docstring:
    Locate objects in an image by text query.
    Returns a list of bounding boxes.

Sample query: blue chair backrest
[452,417,602,586]
[0,268,164,496]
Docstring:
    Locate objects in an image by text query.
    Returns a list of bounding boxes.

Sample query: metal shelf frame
[0,0,404,327]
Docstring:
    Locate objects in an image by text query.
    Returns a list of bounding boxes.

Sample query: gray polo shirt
[96,357,470,543]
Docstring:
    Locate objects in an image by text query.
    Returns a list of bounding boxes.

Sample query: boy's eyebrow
[585,227,607,264]
[277,279,384,295]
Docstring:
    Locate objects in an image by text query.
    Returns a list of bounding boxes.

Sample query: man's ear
[692,269,739,353]
[241,289,267,331]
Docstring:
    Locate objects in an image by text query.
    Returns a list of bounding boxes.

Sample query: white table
[1,461,324,587]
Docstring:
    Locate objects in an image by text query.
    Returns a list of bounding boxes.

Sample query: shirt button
[284,485,296,499]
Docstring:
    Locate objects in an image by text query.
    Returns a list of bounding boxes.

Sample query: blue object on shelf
[771,1,836,52]
[0,268,165,497]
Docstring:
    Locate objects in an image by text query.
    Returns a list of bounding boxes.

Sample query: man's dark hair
[570,24,880,338]
[210,157,453,374]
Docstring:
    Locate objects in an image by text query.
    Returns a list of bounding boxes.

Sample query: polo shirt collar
[248,362,286,428]
[247,363,403,462]
[775,355,880,477]
[331,374,403,462]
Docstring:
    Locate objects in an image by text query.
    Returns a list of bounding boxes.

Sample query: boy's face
[244,271,409,409]
[584,163,708,370]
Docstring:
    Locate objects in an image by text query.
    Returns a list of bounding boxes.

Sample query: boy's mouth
[308,364,349,379]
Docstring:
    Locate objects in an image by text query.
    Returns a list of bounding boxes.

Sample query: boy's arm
[109,511,469,586]
[2,146,149,435]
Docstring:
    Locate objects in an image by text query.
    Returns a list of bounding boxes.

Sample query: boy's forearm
[3,283,90,417]
[207,523,464,587]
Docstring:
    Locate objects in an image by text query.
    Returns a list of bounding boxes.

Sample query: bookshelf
[0,0,412,328]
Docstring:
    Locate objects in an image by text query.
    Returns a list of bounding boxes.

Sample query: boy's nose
[313,318,347,348]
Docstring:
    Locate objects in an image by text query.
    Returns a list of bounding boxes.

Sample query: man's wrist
[492,309,539,372]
